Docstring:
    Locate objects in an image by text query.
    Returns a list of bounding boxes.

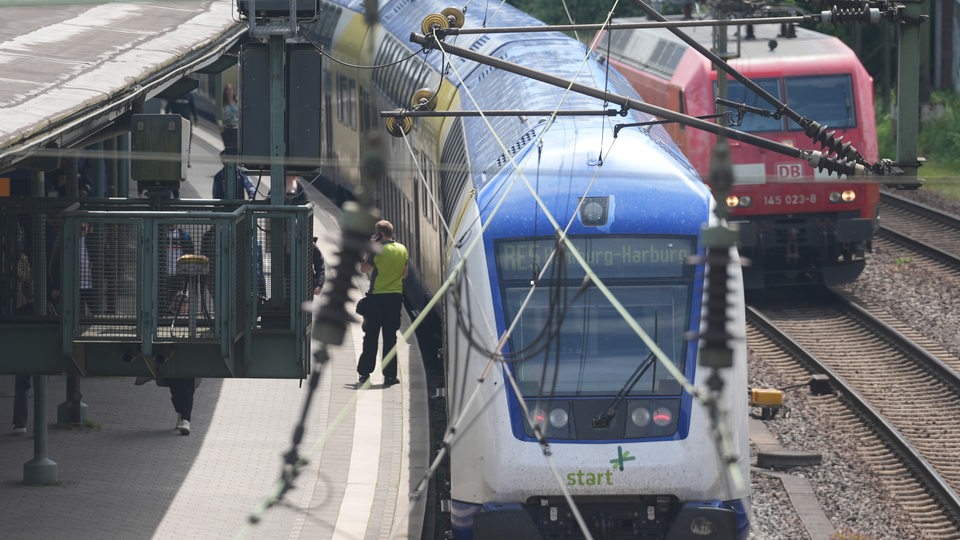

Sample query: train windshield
[495,236,696,398]
[784,74,856,130]
[716,78,782,132]
[718,75,857,133]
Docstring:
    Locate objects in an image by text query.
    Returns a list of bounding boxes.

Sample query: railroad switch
[749,388,784,419]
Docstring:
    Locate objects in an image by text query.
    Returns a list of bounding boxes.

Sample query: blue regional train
[302,0,750,538]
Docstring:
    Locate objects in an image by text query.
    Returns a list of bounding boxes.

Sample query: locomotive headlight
[725,195,751,208]
[652,407,673,427]
[829,190,856,203]
[631,407,651,427]
[549,408,569,428]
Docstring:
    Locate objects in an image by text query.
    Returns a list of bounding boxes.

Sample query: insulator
[385,114,414,137]
[421,13,449,36]
[441,7,465,29]
[806,151,860,177]
[820,5,880,24]
[410,88,437,111]
[804,121,863,163]
[701,247,733,367]
[312,201,380,346]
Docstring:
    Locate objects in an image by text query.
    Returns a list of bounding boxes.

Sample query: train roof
[316,0,696,188]
[604,16,858,79]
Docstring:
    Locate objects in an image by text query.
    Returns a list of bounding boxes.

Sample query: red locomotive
[595,17,879,288]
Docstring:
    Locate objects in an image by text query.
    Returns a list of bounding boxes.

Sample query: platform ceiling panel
[0,0,244,166]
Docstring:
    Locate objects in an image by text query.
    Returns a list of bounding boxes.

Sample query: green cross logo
[609,446,636,471]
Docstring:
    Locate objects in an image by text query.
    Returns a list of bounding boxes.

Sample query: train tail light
[526,403,573,438]
[652,407,673,427]
[531,407,569,429]
[531,408,547,430]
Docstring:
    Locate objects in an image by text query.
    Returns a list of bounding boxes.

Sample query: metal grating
[0,202,68,322]
[3,198,314,378]
[77,220,140,339]
[154,221,217,341]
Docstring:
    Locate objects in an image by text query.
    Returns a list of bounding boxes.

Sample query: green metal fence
[0,198,313,379]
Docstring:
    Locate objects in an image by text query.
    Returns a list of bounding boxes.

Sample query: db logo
[776,163,803,179]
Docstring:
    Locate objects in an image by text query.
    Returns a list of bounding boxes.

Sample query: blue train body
[310,1,751,538]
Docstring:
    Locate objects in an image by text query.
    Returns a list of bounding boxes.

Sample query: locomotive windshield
[715,78,782,132]
[495,236,696,398]
[784,74,856,130]
[717,75,856,132]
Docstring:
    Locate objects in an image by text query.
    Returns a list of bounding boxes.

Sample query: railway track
[748,289,960,538]
[880,191,960,265]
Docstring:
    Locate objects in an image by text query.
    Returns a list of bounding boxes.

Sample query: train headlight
[829,190,856,203]
[631,407,651,427]
[578,196,610,226]
[725,195,751,208]
[549,408,569,428]
[652,407,673,427]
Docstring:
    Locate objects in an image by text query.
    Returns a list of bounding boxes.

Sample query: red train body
[595,18,880,288]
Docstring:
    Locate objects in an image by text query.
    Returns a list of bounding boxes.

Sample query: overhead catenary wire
[410,29,868,177]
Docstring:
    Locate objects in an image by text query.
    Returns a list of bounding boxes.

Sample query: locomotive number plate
[763,194,818,206]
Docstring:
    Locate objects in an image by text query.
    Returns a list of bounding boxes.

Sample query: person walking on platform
[356,220,408,387]
[167,378,195,435]
[135,223,198,436]
[212,150,257,200]
[219,83,239,151]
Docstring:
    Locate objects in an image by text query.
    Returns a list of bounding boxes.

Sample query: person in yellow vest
[357,220,408,387]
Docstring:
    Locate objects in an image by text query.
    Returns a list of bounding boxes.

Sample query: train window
[503,284,689,398]
[359,87,370,132]
[715,78,782,133]
[784,74,856,130]
[348,78,357,130]
[495,236,694,398]
[336,74,347,125]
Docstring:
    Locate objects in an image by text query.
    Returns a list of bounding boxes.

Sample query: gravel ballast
[746,188,960,539]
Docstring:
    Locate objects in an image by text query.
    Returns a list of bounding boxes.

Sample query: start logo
[566,446,636,487]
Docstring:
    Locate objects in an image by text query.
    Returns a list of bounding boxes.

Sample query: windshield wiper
[592,351,655,428]
[593,310,659,428]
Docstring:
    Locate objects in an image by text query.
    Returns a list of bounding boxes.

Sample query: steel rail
[748,299,960,526]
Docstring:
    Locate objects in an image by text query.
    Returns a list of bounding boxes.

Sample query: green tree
[506,0,653,25]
